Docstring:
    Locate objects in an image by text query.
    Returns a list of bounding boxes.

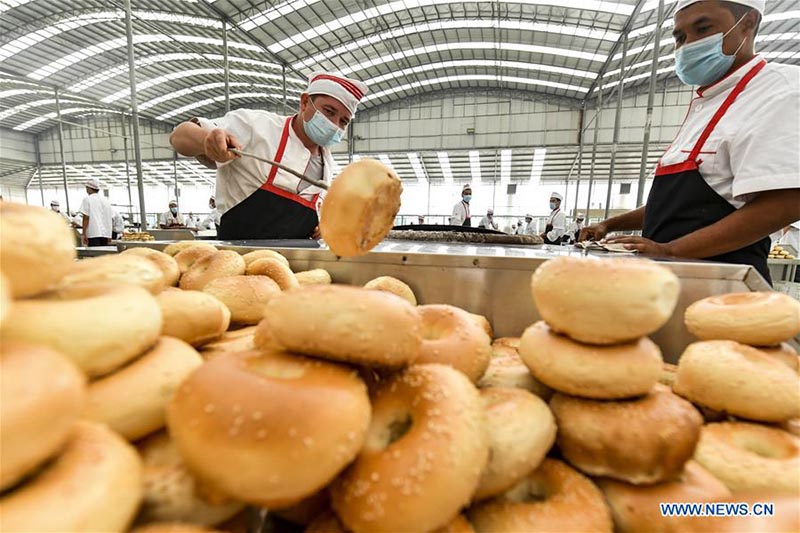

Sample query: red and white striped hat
[306,72,368,116]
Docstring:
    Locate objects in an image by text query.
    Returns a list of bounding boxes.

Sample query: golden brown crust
[180,251,246,291]
[0,342,86,491]
[163,241,217,257]
[295,269,333,286]
[200,326,258,357]
[0,421,143,532]
[174,247,217,274]
[674,341,800,422]
[167,351,371,508]
[137,431,244,527]
[550,384,702,485]
[468,313,493,339]
[83,337,203,440]
[416,304,492,382]
[59,254,167,294]
[245,258,298,290]
[467,459,613,533]
[203,275,281,325]
[241,249,290,268]
[693,422,800,494]
[320,159,402,257]
[473,388,556,501]
[530,257,680,345]
[758,342,799,372]
[0,202,76,298]
[2,283,162,377]
[597,461,731,533]
[123,247,181,286]
[477,353,552,400]
[0,272,10,326]
[157,290,231,347]
[264,285,422,367]
[363,276,417,305]
[331,364,489,533]
[519,321,663,399]
[491,337,520,350]
[685,292,800,346]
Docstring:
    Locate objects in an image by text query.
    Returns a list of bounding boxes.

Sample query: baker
[581,0,800,283]
[450,184,472,226]
[169,72,368,240]
[541,192,566,244]
[478,209,498,230]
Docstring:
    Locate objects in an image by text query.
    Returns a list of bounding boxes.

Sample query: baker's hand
[203,128,241,163]
[604,235,673,256]
[311,226,321,239]
[81,234,88,246]
[579,222,608,242]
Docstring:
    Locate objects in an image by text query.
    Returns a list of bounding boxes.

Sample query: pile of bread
[1,201,798,533]
[768,244,795,260]
[122,231,156,242]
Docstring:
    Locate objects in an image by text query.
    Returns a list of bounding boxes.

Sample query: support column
[585,90,603,220]
[124,0,148,230]
[605,32,628,219]
[636,0,664,206]
[573,103,585,216]
[120,114,134,219]
[34,135,44,206]
[173,150,179,204]
[347,117,355,164]
[223,19,230,113]
[282,64,287,114]
[54,88,70,214]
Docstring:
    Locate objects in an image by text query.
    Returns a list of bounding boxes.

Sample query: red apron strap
[687,59,767,161]
[262,116,293,186]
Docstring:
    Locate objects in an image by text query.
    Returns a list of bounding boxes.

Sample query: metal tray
[117,239,777,363]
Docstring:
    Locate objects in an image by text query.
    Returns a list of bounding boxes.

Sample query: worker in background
[79,179,113,247]
[159,200,186,229]
[49,200,70,222]
[779,221,800,252]
[478,209,499,230]
[541,193,566,244]
[200,196,221,230]
[522,214,536,235]
[515,219,525,235]
[450,184,472,226]
[569,213,586,243]
[112,210,125,240]
[417,215,425,225]
[170,72,368,240]
[582,0,799,283]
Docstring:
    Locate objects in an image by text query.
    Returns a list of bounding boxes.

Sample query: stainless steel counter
[114,239,777,363]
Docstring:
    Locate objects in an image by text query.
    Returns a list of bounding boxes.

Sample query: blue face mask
[170,207,178,215]
[303,101,345,147]
[463,195,472,203]
[549,201,557,210]
[675,16,746,87]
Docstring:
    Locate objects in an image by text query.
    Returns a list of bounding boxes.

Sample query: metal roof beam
[582,0,648,101]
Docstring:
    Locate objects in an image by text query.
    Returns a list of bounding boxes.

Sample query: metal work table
[113,239,775,363]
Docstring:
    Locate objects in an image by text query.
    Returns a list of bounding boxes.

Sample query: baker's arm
[170,121,241,163]
[81,215,89,246]
[665,189,800,258]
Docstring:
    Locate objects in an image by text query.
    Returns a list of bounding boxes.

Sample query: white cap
[576,212,585,219]
[50,200,59,206]
[525,213,533,219]
[169,199,178,207]
[550,192,563,201]
[462,184,472,192]
[676,0,765,14]
[85,179,100,190]
[487,209,493,215]
[306,72,368,116]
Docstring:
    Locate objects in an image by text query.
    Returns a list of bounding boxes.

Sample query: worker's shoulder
[228,108,285,125]
[755,62,799,96]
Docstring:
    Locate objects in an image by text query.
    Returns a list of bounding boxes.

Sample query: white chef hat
[169,199,178,207]
[550,192,563,201]
[462,184,472,192]
[306,72,368,116]
[50,200,59,206]
[525,213,533,219]
[576,212,585,219]
[487,208,494,215]
[85,179,100,190]
[676,0,765,13]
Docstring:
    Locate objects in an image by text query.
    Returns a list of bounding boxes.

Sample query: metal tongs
[228,148,329,190]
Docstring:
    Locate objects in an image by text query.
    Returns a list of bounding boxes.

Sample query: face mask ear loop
[724,14,748,56]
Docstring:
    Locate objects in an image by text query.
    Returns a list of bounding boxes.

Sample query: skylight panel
[469,151,482,184]
[437,152,454,184]
[407,153,427,183]
[529,148,547,185]
[500,149,512,184]
[377,154,395,170]
[156,92,298,121]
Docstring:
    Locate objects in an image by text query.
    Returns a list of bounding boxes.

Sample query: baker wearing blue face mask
[582,0,800,284]
[170,71,368,240]
[450,184,473,226]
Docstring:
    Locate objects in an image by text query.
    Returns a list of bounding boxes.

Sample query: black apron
[643,59,771,284]
[461,201,471,227]
[218,116,321,240]
[543,209,560,245]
